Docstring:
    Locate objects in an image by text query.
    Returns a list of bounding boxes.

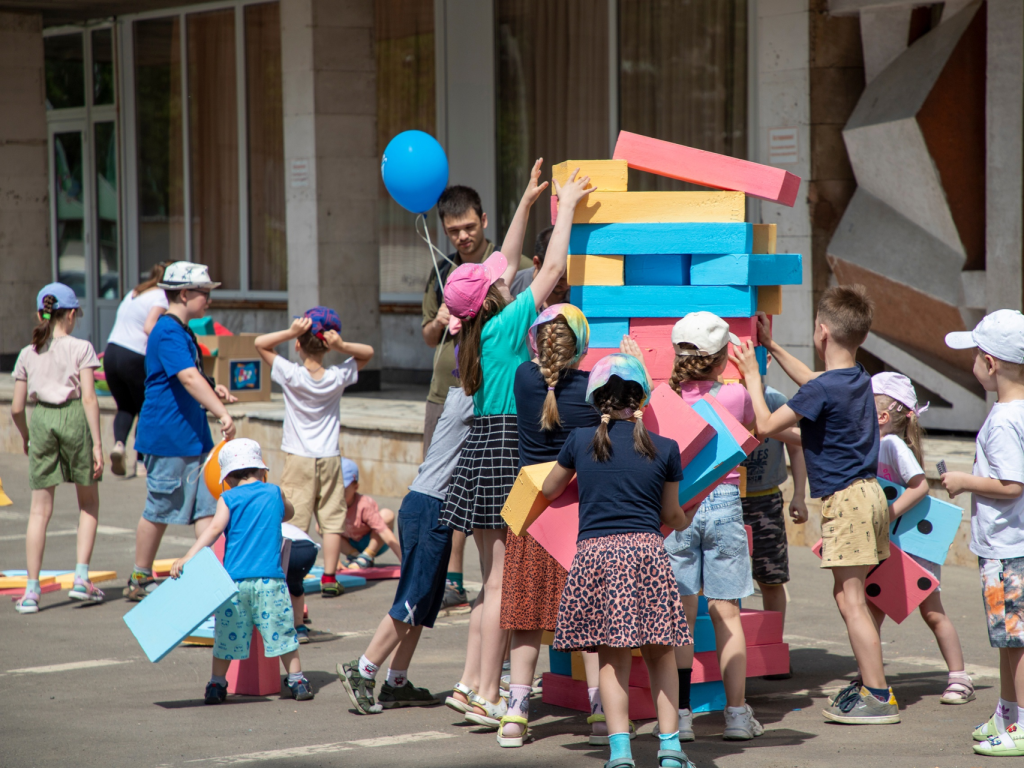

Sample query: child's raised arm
[498,158,550,289]
[322,330,374,371]
[254,317,311,367]
[755,312,819,386]
[731,341,801,437]
[531,169,594,311]
[171,498,231,578]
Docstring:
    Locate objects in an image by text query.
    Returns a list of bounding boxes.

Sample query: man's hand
[755,311,774,348]
[290,316,312,337]
[552,168,595,209]
[729,340,762,384]
[92,444,104,480]
[789,495,808,524]
[219,413,236,441]
[435,303,451,331]
[520,158,550,207]
[215,384,238,404]
[941,471,970,498]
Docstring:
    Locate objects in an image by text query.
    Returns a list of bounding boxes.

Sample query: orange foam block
[501,462,555,536]
[541,673,655,721]
[0,575,55,590]
[528,479,579,572]
[227,627,281,696]
[642,384,716,466]
[613,131,801,207]
[628,643,790,687]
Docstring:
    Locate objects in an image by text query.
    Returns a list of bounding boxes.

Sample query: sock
[321,573,337,584]
[74,563,89,581]
[727,705,748,715]
[26,579,40,597]
[608,732,632,762]
[588,686,603,715]
[210,675,228,687]
[658,731,683,768]
[358,654,379,680]
[503,684,532,738]
[996,698,1017,726]
[446,571,463,590]
[132,565,152,580]
[677,668,692,711]
[865,685,890,703]
[287,671,304,684]
[386,668,407,687]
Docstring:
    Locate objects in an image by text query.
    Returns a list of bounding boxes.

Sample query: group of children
[10,163,1024,763]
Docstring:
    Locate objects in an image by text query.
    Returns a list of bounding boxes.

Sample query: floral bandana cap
[585,353,652,406]
[527,303,590,365]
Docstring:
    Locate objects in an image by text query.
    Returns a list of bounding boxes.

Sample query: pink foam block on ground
[542,673,655,720]
[628,643,790,687]
[227,627,281,696]
[528,479,580,572]
[643,384,716,466]
[0,582,61,597]
[613,131,801,207]
[701,394,760,455]
[343,565,400,580]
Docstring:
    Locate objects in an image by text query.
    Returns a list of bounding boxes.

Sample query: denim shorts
[664,484,754,600]
[142,454,217,526]
[387,490,452,628]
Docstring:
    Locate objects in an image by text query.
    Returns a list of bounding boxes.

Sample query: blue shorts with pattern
[213,577,299,660]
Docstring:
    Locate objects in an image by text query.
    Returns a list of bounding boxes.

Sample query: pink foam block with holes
[701,394,760,455]
[613,131,801,207]
[643,384,716,466]
[226,627,281,696]
[528,479,580,572]
[541,673,655,720]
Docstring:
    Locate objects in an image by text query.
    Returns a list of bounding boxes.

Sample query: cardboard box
[196,333,270,402]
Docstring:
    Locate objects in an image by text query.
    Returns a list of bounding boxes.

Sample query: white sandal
[445,681,475,714]
[940,673,976,705]
[464,693,507,729]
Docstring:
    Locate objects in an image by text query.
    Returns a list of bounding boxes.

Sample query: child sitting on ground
[254,309,374,597]
[171,439,314,703]
[339,458,400,570]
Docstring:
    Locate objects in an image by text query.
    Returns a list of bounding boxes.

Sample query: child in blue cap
[254,307,374,596]
[338,458,399,570]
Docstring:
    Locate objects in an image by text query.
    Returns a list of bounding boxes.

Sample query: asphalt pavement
[0,452,1001,768]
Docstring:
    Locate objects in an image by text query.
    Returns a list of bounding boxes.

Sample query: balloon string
[417,213,457,293]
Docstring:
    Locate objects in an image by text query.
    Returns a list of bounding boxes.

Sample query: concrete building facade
[0,0,1019,430]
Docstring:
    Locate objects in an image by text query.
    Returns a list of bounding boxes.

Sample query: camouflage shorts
[741,490,789,585]
[980,556,1024,648]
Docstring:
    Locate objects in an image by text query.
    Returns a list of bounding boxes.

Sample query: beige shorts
[280,454,347,535]
[819,478,889,568]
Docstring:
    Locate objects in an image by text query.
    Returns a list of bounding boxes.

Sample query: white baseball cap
[218,438,269,483]
[671,312,741,357]
[945,309,1024,364]
[157,261,222,290]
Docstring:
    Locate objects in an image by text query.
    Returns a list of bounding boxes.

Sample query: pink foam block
[226,628,281,696]
[701,394,760,455]
[740,608,783,646]
[613,131,801,207]
[746,524,753,556]
[0,582,61,596]
[628,642,789,687]
[629,317,765,381]
[865,544,938,624]
[344,565,400,580]
[541,673,655,721]
[643,384,716,466]
[529,479,580,571]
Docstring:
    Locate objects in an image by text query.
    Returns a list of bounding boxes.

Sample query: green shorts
[28,399,97,490]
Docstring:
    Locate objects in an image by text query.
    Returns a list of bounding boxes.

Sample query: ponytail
[133,261,169,297]
[455,285,508,397]
[904,410,925,468]
[669,343,728,393]
[877,393,925,468]
[536,317,578,431]
[588,377,656,462]
[32,294,60,352]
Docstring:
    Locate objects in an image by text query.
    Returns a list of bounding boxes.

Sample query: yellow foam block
[0,575,55,589]
[757,285,783,315]
[567,254,624,286]
[753,223,777,254]
[54,570,117,588]
[568,191,745,224]
[541,630,555,646]
[181,636,214,647]
[571,650,586,681]
[553,159,628,192]
[152,558,176,575]
[501,462,555,537]
[738,466,747,499]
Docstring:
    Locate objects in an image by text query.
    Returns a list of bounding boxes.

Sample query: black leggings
[286,540,319,597]
[103,342,147,448]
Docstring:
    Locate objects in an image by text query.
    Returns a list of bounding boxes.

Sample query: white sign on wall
[289,159,310,188]
[768,128,798,165]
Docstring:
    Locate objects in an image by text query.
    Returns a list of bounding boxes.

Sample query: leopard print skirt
[500,529,567,632]
[554,532,691,652]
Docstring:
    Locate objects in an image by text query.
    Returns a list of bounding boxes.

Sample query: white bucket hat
[218,438,268,483]
[157,261,222,291]
[671,311,741,357]
[945,309,1024,364]
[872,372,928,416]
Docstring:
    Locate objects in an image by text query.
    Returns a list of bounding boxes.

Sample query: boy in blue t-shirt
[734,285,897,726]
[127,262,238,601]
[171,438,313,704]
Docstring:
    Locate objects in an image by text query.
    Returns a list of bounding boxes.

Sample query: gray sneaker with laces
[822,686,901,724]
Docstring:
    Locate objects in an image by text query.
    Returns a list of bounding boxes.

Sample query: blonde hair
[536,316,578,431]
[589,377,655,463]
[876,393,924,467]
[669,343,728,393]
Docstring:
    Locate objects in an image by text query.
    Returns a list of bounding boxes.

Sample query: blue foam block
[188,317,215,335]
[549,648,573,677]
[755,345,768,376]
[692,680,727,713]
[123,547,238,663]
[589,318,630,347]
[187,616,216,640]
[877,479,963,565]
[2,570,73,577]
[569,223,753,255]
[570,286,757,319]
[625,254,691,286]
[303,566,367,594]
[690,253,803,286]
[693,614,715,653]
[677,399,746,506]
[698,595,708,615]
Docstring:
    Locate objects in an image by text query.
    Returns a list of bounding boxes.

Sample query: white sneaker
[652,708,695,742]
[723,703,764,740]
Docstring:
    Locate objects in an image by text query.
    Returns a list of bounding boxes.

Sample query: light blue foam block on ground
[570,286,757,319]
[624,254,691,286]
[877,478,963,565]
[589,318,630,347]
[692,680,727,713]
[569,224,753,255]
[123,547,237,663]
[677,399,745,507]
[2,570,73,577]
[303,565,367,594]
[690,253,803,286]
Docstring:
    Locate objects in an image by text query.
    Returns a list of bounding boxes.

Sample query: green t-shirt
[474,288,538,416]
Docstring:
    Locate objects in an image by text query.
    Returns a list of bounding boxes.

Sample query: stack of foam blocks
[503,131,803,717]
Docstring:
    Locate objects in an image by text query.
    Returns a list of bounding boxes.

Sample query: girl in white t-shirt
[872,372,974,704]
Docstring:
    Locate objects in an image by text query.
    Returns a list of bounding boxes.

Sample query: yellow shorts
[819,478,889,568]
[280,454,347,535]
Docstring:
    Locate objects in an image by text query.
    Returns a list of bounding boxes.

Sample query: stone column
[281,0,381,389]
[0,12,49,371]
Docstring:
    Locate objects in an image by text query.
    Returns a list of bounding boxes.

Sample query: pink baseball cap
[872,372,929,415]
[443,251,508,322]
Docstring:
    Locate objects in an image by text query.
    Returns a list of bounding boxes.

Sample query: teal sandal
[658,748,696,768]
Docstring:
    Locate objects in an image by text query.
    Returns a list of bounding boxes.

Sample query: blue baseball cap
[342,458,359,487]
[37,283,79,313]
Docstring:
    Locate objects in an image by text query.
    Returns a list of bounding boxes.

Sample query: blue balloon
[381,131,449,214]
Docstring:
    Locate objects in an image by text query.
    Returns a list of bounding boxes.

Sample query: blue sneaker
[295,625,310,644]
[288,676,315,701]
[205,681,227,705]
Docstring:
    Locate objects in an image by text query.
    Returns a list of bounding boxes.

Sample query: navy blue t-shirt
[557,421,684,542]
[514,362,600,467]
[787,363,879,499]
[222,482,287,581]
[135,315,214,457]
